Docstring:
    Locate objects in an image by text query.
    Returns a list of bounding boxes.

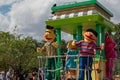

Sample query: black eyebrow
[46,25,54,29]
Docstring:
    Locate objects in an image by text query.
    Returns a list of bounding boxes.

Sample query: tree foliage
[112,23,120,74]
[112,24,120,58]
[0,31,39,72]
[0,31,68,73]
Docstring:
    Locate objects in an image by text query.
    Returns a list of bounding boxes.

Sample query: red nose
[88,33,92,37]
[44,35,48,38]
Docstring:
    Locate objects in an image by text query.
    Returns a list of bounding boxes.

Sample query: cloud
[61,32,72,41]
[0,0,23,6]
[0,0,120,41]
[98,0,120,24]
[0,13,10,31]
[8,0,54,40]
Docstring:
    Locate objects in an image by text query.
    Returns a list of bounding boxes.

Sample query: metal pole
[76,25,82,80]
[101,27,105,80]
[73,34,76,40]
[56,28,61,80]
[93,56,97,80]
[87,56,90,80]
[37,56,40,80]
[55,56,57,80]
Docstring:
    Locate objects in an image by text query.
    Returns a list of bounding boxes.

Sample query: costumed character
[72,29,104,80]
[66,40,78,80]
[105,32,117,80]
[40,25,58,80]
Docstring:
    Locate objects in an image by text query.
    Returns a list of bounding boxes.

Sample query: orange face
[43,29,56,42]
[82,31,97,42]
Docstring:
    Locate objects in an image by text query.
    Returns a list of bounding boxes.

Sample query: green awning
[46,14,116,34]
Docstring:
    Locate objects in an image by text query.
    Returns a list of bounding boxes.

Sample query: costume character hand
[72,40,76,46]
[52,42,58,48]
[37,47,41,53]
[101,43,104,50]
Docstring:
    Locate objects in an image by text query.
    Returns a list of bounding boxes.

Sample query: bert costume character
[72,29,104,80]
[41,25,58,80]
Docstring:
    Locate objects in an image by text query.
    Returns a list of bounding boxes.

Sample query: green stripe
[52,1,96,11]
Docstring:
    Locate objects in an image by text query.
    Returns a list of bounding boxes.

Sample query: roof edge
[51,0,113,17]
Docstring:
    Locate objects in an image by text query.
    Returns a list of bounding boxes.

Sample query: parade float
[38,0,118,80]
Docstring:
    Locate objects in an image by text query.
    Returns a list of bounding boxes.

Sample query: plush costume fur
[41,25,58,80]
[72,29,103,80]
[66,40,78,80]
[105,32,117,80]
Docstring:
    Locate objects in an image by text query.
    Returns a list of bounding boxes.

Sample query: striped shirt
[75,40,101,56]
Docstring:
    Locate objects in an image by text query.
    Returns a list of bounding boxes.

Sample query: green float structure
[45,0,117,79]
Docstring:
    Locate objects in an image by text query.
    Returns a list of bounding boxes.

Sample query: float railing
[37,55,104,80]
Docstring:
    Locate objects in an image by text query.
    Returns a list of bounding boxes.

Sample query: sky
[0,0,120,41]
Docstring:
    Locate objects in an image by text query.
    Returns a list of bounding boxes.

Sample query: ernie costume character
[72,29,104,80]
[41,25,58,80]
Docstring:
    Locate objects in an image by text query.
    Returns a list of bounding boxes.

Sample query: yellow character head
[43,25,56,42]
[67,40,77,50]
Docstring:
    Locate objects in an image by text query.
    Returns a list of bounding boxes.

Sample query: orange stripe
[81,46,88,48]
[81,50,94,53]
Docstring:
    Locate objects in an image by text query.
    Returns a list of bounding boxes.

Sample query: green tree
[0,31,39,72]
[61,39,67,54]
[0,31,68,73]
[0,31,16,71]
[112,23,120,75]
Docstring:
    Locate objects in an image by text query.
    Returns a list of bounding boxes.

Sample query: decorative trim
[48,10,97,20]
